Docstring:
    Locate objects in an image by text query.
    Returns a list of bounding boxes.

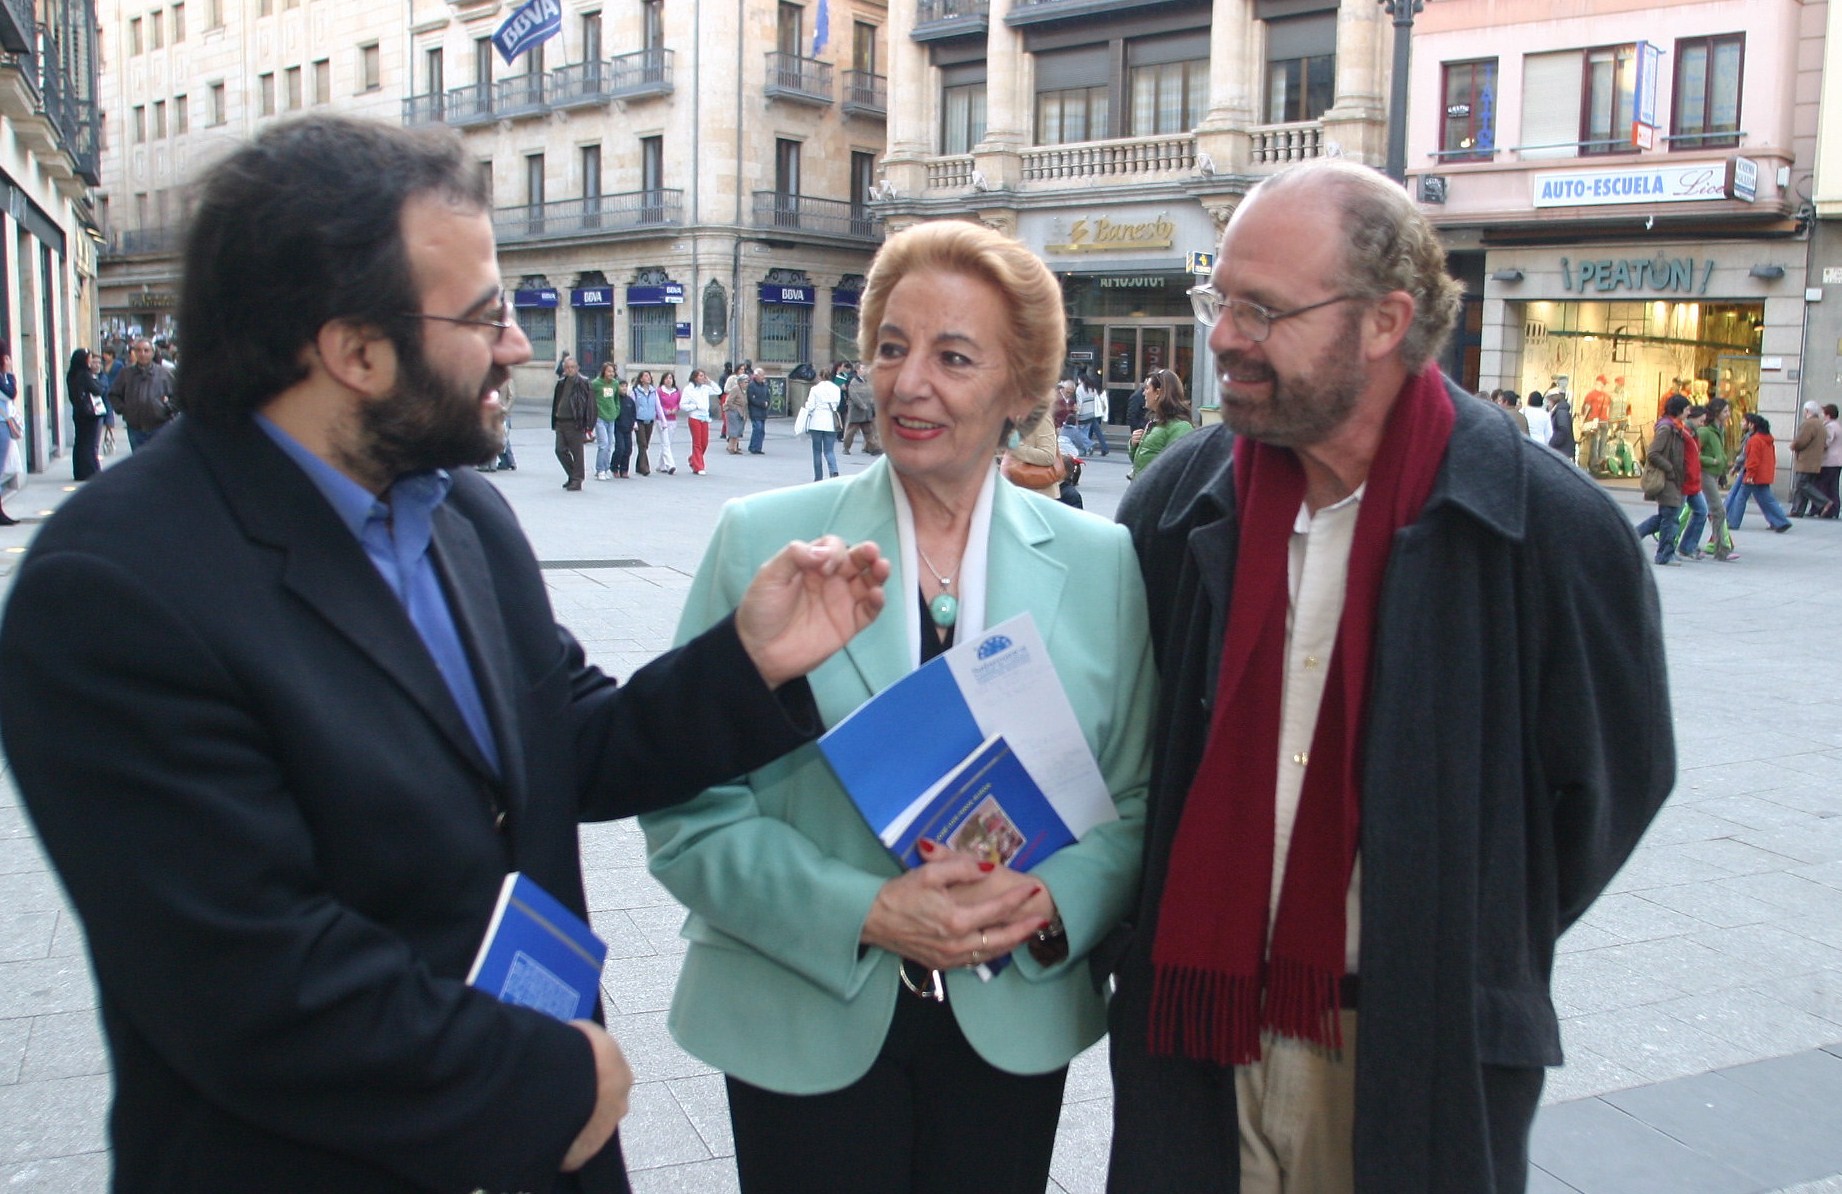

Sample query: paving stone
[588,909,662,963]
[0,1074,111,1164]
[1528,1166,1585,1193]
[603,952,686,1016]
[18,1011,108,1083]
[1602,849,1737,896]
[1692,925,1842,978]
[620,1079,717,1171]
[0,1016,30,1085]
[0,872,70,917]
[1638,882,1789,929]
[623,903,693,957]
[0,838,47,877]
[627,1156,740,1194]
[45,912,85,961]
[1561,1005,1759,1085]
[0,958,95,1021]
[1573,893,1706,944]
[1676,837,1806,877]
[1749,972,1842,1026]
[1582,936,1746,998]
[1048,1094,1113,1194]
[1694,794,1831,833]
[0,1150,110,1192]
[1556,921,1624,954]
[1063,1039,1113,1105]
[1551,948,1685,1018]
[666,1072,733,1159]
[0,807,31,840]
[0,912,55,965]
[582,865,674,913]
[1603,1070,1842,1189]
[1530,1098,1759,1194]
[1543,1044,1650,1106]
[605,1010,715,1084]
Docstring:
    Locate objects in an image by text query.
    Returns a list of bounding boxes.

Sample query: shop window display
[1509,299,1761,476]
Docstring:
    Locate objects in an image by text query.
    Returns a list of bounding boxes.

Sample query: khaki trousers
[1234,1010,1358,1194]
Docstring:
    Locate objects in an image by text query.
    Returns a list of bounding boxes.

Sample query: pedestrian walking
[553,355,594,490]
[1728,413,1793,532]
[799,362,844,481]
[1695,399,1738,561]
[1076,367,1109,455]
[654,370,681,474]
[631,370,657,476]
[839,363,881,455]
[681,368,719,474]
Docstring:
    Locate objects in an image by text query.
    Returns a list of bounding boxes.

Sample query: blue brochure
[466,872,608,1022]
[888,733,1076,872]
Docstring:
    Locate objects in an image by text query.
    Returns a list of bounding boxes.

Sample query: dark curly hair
[175,115,488,425]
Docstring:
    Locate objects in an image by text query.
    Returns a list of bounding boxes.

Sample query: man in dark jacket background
[1107,158,1672,1194]
[552,355,594,491]
[107,337,177,450]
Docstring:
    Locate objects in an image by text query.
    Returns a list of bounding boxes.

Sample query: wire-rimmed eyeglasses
[1187,285,1359,343]
[403,297,518,344]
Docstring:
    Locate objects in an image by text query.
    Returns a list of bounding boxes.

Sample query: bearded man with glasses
[0,115,891,1194]
[1106,158,1672,1194]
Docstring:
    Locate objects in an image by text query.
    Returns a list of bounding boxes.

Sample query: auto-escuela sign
[1531,162,1729,208]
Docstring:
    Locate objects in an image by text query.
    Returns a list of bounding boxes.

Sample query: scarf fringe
[1149,966,1264,1067]
[1264,956,1345,1052]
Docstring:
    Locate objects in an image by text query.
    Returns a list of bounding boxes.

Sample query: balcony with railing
[107,225,183,256]
[751,192,879,240]
[764,52,832,107]
[1021,133,1195,183]
[554,48,674,109]
[443,81,494,127]
[0,0,32,54]
[402,91,445,126]
[491,190,685,244]
[1249,121,1324,166]
[1006,0,1178,26]
[913,0,989,39]
[493,71,548,119]
[842,71,885,119]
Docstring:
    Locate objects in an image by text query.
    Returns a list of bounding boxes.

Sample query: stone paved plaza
[2,419,1840,1191]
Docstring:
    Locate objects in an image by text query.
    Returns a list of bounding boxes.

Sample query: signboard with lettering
[1731,157,1758,203]
[514,288,559,308]
[625,284,685,306]
[674,322,692,339]
[1186,251,1215,275]
[1560,255,1715,295]
[1046,213,1176,254]
[1631,41,1663,149]
[758,284,814,305]
[1531,163,1728,208]
[570,288,612,307]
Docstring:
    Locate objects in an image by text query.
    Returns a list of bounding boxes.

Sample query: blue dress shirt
[256,415,501,773]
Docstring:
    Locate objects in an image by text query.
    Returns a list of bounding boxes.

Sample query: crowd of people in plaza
[538,352,883,490]
[1,116,1685,1194]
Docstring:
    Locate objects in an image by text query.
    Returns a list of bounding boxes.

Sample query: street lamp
[1379,0,1424,184]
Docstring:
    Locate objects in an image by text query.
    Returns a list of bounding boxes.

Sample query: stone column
[1320,0,1389,165]
[971,0,1026,190]
[1195,0,1256,173]
[880,11,936,198]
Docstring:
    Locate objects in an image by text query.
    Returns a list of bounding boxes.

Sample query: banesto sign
[1047,213,1176,254]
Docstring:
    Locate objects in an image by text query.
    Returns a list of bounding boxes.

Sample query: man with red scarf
[1106,159,1673,1193]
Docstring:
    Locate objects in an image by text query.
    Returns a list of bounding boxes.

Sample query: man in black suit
[0,116,889,1193]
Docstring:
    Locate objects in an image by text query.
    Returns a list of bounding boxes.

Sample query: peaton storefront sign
[1560,255,1716,295]
[1532,162,1730,208]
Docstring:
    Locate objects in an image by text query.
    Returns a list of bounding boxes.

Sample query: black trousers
[725,985,1068,1194]
[72,415,102,480]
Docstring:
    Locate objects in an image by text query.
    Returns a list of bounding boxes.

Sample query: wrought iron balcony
[750,192,880,240]
[912,0,989,40]
[491,190,685,244]
[493,71,547,119]
[1006,0,1178,24]
[0,0,31,54]
[551,48,674,109]
[763,52,832,106]
[842,71,885,119]
[443,81,494,127]
[402,91,445,126]
[111,226,183,255]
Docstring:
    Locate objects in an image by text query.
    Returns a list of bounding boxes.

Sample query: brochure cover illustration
[466,872,608,1022]
[817,613,1114,976]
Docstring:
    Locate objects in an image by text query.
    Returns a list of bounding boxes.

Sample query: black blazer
[0,417,818,1193]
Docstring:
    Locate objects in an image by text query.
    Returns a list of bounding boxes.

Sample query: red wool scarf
[1148,365,1456,1066]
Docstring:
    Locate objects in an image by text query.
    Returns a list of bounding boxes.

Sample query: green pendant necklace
[916,546,960,629]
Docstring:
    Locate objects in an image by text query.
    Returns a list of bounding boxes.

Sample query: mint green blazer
[640,459,1155,1094]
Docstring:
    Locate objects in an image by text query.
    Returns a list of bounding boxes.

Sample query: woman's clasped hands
[859,839,1058,971]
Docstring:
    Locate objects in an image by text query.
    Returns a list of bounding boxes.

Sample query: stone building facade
[96,0,889,402]
[874,0,1393,416]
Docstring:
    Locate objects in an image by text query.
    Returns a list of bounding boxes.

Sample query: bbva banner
[494,0,563,65]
